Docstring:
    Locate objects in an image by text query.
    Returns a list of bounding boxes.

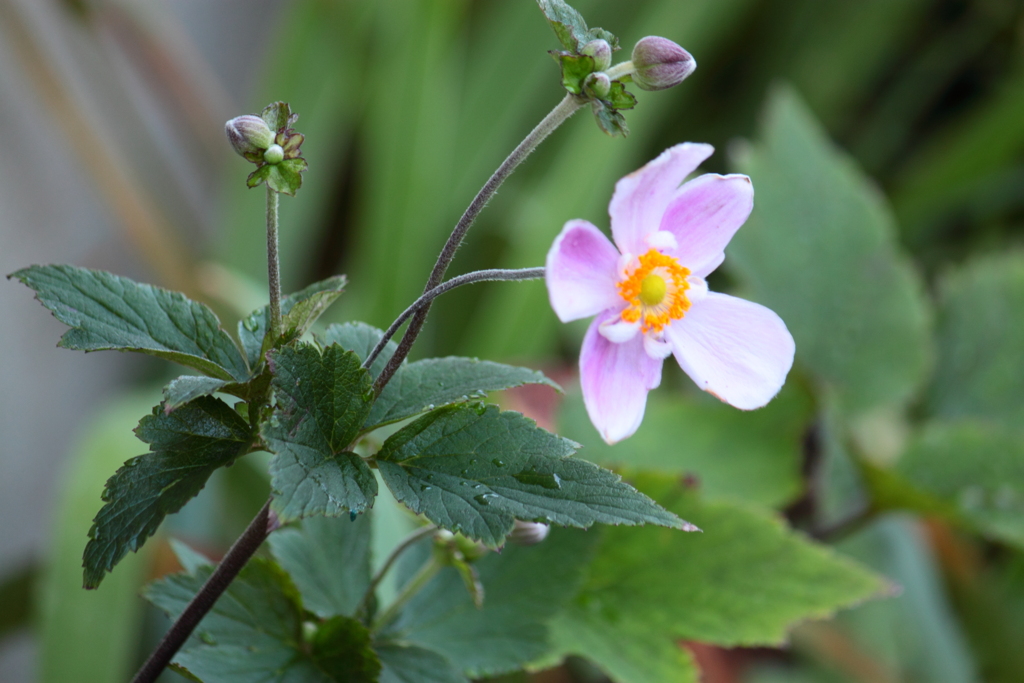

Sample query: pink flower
[546,143,795,444]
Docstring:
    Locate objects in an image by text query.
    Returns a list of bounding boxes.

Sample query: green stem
[356,524,437,622]
[371,556,443,634]
[266,185,282,342]
[371,93,583,395]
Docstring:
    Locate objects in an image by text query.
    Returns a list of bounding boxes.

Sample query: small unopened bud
[584,72,612,99]
[263,144,285,165]
[225,115,274,158]
[508,520,550,546]
[631,36,695,91]
[581,39,612,72]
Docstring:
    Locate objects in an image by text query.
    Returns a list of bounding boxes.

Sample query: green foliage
[374,643,467,683]
[162,376,231,412]
[10,264,249,381]
[556,53,595,95]
[145,554,381,682]
[729,87,933,413]
[268,514,373,618]
[263,343,377,522]
[550,475,887,679]
[927,252,1024,429]
[389,528,598,677]
[536,0,618,54]
[83,397,253,588]
[239,275,348,369]
[377,403,689,546]
[320,322,396,378]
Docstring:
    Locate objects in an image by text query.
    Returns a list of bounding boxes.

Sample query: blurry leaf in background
[728,86,933,415]
[557,381,812,508]
[927,252,1024,429]
[36,389,162,683]
[549,474,887,682]
[388,528,597,678]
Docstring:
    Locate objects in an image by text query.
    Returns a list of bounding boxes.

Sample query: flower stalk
[266,186,282,343]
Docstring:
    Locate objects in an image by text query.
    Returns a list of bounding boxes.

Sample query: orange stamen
[617,249,691,332]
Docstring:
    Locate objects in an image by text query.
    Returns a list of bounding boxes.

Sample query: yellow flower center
[617,249,691,332]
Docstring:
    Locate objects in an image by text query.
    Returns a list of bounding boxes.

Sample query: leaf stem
[266,185,283,342]
[356,524,437,622]
[371,93,583,395]
[130,500,276,683]
[370,555,443,634]
[363,267,546,370]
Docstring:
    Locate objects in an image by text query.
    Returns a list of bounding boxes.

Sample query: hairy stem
[363,267,546,370]
[266,186,282,342]
[371,556,443,634]
[371,94,583,394]
[356,524,437,623]
[131,500,276,683]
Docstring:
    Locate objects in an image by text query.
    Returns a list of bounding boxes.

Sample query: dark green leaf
[728,86,932,413]
[375,642,467,683]
[897,420,1024,548]
[266,158,308,196]
[591,101,629,137]
[162,376,230,413]
[366,357,560,432]
[238,275,348,369]
[246,164,271,188]
[268,513,372,618]
[145,555,380,683]
[558,53,594,94]
[927,253,1024,429]
[320,321,397,380]
[10,265,249,381]
[390,528,598,677]
[264,343,377,522]
[377,404,691,547]
[550,474,887,671]
[83,397,253,588]
[536,0,617,53]
[606,80,637,110]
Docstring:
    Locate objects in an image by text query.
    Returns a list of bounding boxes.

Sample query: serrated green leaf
[551,474,887,669]
[264,343,377,522]
[266,158,308,196]
[162,376,231,412]
[377,404,690,547]
[246,164,271,188]
[311,616,383,682]
[606,80,637,110]
[390,528,597,677]
[897,420,1024,548]
[558,53,594,94]
[592,101,629,136]
[927,252,1024,429]
[536,0,617,53]
[10,265,249,381]
[261,101,298,132]
[268,513,372,618]
[375,642,468,683]
[145,555,379,683]
[728,86,932,413]
[239,275,348,369]
[320,321,398,380]
[83,397,253,588]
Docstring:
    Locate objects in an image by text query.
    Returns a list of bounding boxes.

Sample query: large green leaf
[268,513,372,618]
[162,375,231,412]
[11,264,250,381]
[897,420,1024,548]
[375,643,468,683]
[144,554,381,683]
[377,403,690,547]
[264,343,377,522]
[389,528,598,677]
[83,396,253,588]
[238,275,347,368]
[320,321,397,379]
[728,86,932,413]
[549,475,886,678]
[557,383,811,508]
[927,252,1024,429]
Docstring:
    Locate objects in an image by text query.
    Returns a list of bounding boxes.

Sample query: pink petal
[581,312,664,444]
[659,174,753,277]
[666,292,794,410]
[546,220,622,322]
[609,143,714,256]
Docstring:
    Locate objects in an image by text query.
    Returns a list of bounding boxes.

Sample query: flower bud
[263,144,285,165]
[581,39,612,72]
[508,520,550,546]
[583,71,611,99]
[631,36,695,91]
[225,115,274,158]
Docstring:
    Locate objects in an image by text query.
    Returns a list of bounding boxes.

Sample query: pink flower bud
[631,36,695,91]
[581,39,612,72]
[225,115,274,159]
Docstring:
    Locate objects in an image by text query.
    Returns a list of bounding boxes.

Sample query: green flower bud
[225,115,274,159]
[584,72,612,99]
[581,39,612,71]
[631,36,695,91]
[263,144,285,165]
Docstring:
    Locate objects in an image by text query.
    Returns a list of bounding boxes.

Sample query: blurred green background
[2,0,1024,681]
